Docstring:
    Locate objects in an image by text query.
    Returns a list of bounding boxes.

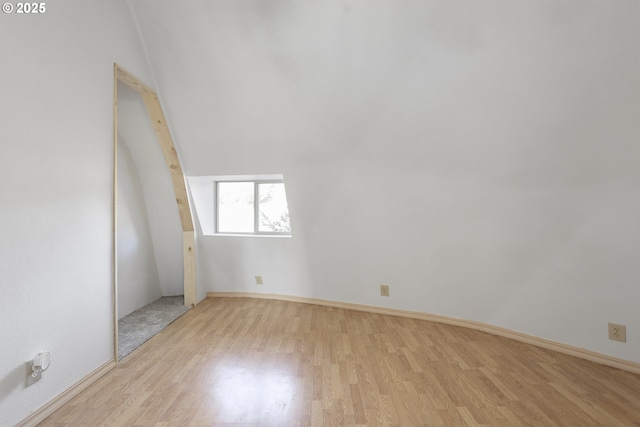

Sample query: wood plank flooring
[40,297,640,426]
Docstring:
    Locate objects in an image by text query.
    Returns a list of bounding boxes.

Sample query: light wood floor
[41,297,640,426]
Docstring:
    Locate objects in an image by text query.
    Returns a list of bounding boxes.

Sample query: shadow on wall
[0,361,36,403]
[116,81,183,315]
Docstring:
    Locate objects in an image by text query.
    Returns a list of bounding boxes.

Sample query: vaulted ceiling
[130,0,639,185]
[126,0,640,362]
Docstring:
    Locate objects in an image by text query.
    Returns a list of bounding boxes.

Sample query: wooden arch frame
[113,64,196,359]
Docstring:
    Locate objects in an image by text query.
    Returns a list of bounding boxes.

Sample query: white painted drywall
[134,1,640,364]
[0,2,157,425]
[187,174,285,237]
[117,139,162,319]
[117,82,183,297]
[187,176,215,238]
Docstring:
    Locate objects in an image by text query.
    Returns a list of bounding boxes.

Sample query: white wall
[117,139,162,319]
[134,0,640,364]
[0,2,156,425]
[117,82,183,298]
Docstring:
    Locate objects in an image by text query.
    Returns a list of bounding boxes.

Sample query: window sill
[208,233,292,238]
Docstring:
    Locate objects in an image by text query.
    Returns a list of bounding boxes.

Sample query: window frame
[214,179,291,236]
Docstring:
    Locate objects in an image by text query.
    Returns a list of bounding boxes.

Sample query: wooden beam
[141,93,183,175]
[114,63,197,316]
[115,64,155,95]
[142,92,194,232]
[183,231,196,307]
[112,64,119,362]
[171,175,194,232]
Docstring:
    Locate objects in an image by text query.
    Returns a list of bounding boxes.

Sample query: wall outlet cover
[255,276,263,285]
[380,284,390,297]
[608,323,627,343]
[25,362,41,387]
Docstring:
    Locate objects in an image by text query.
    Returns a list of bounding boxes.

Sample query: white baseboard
[17,360,116,427]
[208,291,640,375]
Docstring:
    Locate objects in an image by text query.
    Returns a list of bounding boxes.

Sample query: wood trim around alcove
[113,64,197,362]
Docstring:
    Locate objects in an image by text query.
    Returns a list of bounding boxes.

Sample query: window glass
[215,180,291,235]
[258,183,291,232]
[217,182,254,233]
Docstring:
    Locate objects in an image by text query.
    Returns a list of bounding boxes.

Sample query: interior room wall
[117,139,162,319]
[0,2,157,425]
[133,0,640,364]
[116,82,183,298]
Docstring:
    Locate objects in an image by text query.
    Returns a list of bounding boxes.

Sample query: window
[216,180,291,235]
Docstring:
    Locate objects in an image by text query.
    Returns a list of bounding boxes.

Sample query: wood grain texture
[116,64,155,95]
[115,63,193,233]
[208,291,640,375]
[39,297,640,427]
[183,231,196,306]
[141,92,193,232]
[113,64,196,313]
[17,361,116,427]
[113,63,120,362]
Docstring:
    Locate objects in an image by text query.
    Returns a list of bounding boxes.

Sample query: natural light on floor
[210,358,297,422]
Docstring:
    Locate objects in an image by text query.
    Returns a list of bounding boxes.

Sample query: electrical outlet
[26,365,41,386]
[380,284,389,297]
[608,323,626,343]
[255,275,263,285]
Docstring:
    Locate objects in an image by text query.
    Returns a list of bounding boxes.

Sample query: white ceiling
[123,0,640,362]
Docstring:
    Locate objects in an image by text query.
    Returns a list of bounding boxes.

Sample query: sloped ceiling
[127,0,640,363]
[129,0,639,183]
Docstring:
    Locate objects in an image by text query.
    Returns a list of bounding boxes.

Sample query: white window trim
[214,176,291,237]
